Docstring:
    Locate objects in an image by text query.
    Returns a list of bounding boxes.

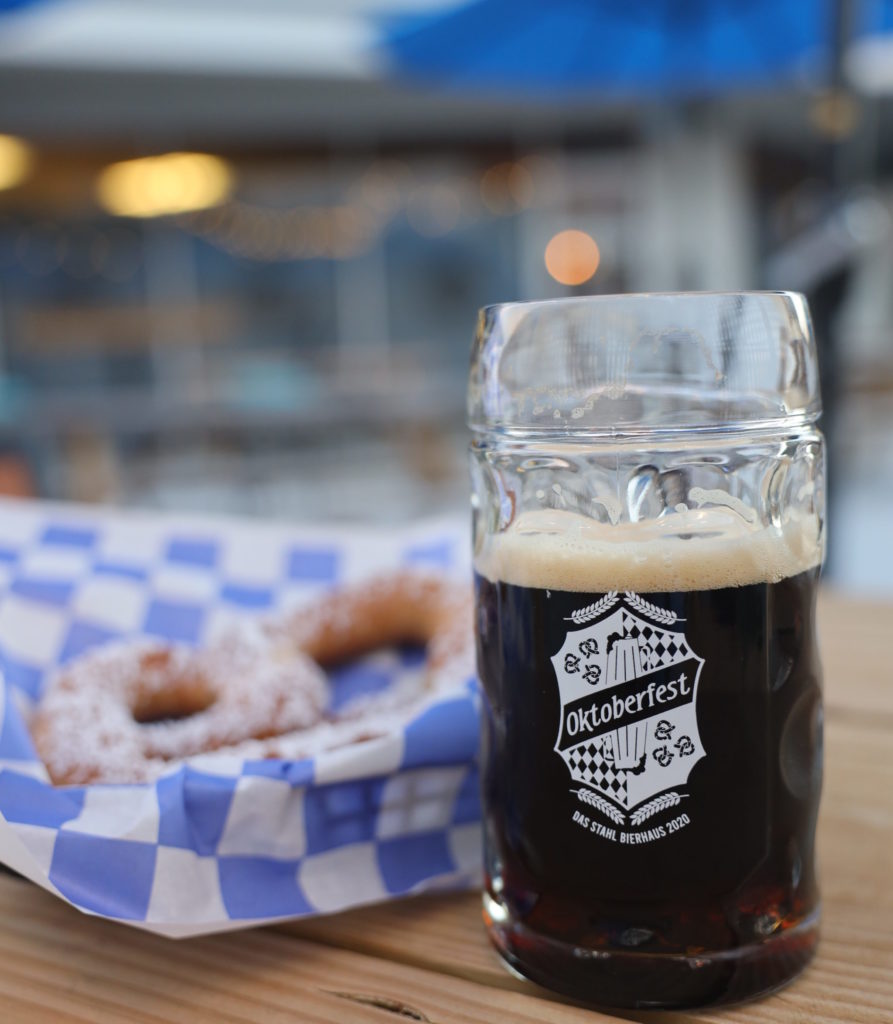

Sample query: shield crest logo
[551,592,705,821]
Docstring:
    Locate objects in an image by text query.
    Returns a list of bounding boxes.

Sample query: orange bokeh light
[544,229,600,286]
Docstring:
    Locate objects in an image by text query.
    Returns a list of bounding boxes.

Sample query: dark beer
[474,517,822,1009]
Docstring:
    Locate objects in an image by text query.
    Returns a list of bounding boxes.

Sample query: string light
[8,153,549,274]
[185,201,379,262]
[181,156,538,260]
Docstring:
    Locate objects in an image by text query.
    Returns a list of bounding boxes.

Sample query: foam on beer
[475,505,822,592]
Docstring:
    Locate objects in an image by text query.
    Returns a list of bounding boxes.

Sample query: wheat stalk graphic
[623,592,680,626]
[565,592,619,625]
[572,787,626,825]
[628,791,686,826]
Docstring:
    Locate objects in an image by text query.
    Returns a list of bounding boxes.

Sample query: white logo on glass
[551,592,705,823]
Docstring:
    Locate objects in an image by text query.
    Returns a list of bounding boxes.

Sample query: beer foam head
[475,507,823,592]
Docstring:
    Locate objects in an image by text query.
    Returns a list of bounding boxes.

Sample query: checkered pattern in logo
[563,740,628,803]
[621,611,691,671]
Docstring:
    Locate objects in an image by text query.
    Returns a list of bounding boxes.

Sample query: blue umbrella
[385,0,834,96]
[0,0,45,12]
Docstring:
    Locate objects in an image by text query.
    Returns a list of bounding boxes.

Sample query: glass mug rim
[477,288,805,317]
[468,290,821,439]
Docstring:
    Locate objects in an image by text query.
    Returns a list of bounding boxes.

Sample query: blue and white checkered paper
[0,499,481,937]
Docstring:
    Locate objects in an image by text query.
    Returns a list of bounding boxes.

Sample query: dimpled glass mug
[469,293,824,1009]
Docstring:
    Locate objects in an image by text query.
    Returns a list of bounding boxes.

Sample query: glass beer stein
[469,293,825,1009]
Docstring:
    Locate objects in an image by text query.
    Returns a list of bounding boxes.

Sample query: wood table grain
[1,588,891,1023]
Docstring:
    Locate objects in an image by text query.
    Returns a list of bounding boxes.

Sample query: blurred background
[0,0,890,593]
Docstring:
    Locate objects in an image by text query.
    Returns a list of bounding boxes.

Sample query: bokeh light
[507,162,534,208]
[97,152,234,218]
[481,160,537,215]
[809,90,860,141]
[544,229,600,285]
[0,135,34,192]
[480,162,513,214]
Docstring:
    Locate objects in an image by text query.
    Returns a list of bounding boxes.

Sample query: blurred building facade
[0,0,890,591]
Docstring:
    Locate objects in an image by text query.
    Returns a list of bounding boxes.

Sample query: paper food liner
[0,499,481,936]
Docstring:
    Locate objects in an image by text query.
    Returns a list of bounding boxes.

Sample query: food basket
[0,499,481,937]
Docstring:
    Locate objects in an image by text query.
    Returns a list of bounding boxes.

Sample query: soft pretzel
[32,571,473,785]
[32,626,328,785]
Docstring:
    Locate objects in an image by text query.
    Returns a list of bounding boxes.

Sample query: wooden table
[2,590,891,1023]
